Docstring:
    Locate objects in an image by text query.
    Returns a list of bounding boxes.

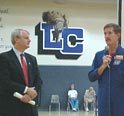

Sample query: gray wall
[38,66,98,111]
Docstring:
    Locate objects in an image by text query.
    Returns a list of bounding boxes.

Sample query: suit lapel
[9,49,25,83]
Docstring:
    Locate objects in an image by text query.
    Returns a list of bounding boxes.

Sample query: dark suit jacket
[0,49,42,116]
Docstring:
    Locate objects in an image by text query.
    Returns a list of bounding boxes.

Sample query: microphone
[105,46,109,53]
[105,46,110,68]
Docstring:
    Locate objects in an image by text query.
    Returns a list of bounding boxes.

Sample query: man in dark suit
[0,29,42,116]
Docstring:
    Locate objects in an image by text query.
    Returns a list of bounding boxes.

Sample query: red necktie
[20,54,29,86]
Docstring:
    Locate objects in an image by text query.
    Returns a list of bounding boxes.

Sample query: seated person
[84,87,96,112]
[68,84,79,111]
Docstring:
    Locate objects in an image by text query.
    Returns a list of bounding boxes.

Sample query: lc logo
[35,22,84,59]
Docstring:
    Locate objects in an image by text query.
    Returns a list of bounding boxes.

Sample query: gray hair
[11,29,29,45]
[89,87,93,90]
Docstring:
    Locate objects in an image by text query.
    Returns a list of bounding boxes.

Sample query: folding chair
[94,95,98,116]
[49,94,60,113]
[67,100,71,111]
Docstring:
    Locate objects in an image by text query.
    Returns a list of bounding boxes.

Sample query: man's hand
[103,55,112,67]
[20,94,31,103]
[26,87,37,99]
[98,55,112,76]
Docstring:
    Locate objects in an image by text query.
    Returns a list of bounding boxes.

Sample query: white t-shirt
[68,90,78,98]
